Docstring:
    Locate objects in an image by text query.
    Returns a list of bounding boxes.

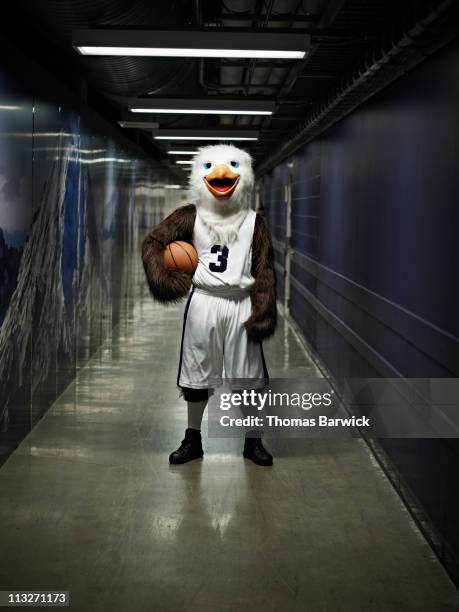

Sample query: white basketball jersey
[192,209,256,294]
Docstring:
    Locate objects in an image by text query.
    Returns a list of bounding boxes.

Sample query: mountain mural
[0,227,23,326]
[0,101,154,461]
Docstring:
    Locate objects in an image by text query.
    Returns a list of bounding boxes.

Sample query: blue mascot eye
[230,161,240,168]
[204,162,212,169]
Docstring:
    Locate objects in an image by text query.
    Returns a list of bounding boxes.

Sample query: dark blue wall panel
[261,38,459,579]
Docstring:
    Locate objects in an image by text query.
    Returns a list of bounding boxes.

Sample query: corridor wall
[261,39,459,581]
[0,41,159,463]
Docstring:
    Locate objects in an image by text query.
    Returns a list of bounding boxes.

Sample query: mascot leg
[238,404,273,467]
[187,400,206,431]
[168,421,204,465]
[223,296,273,467]
[170,292,220,464]
[169,389,208,465]
[243,436,273,467]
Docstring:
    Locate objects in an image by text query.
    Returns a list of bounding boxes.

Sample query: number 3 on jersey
[209,245,229,273]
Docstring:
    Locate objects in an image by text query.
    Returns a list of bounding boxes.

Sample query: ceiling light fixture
[153,130,259,141]
[157,136,258,141]
[167,150,199,155]
[73,30,309,60]
[132,108,272,115]
[176,160,194,165]
[128,98,275,116]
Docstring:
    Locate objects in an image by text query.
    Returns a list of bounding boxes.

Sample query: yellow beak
[203,164,240,199]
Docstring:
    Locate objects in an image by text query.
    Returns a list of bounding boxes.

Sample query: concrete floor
[1,277,459,611]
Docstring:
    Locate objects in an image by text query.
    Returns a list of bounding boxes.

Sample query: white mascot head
[189,144,254,245]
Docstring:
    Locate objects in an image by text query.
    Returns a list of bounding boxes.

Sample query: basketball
[163,241,198,275]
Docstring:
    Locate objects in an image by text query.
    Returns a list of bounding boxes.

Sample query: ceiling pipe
[254,0,307,134]
[241,0,274,96]
[256,0,459,176]
[143,58,195,96]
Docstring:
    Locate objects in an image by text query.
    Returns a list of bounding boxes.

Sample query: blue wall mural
[261,39,459,580]
[0,62,157,462]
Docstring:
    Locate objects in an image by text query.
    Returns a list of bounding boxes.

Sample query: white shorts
[177,288,268,389]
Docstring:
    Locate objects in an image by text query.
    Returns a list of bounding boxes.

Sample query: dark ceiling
[1,0,458,178]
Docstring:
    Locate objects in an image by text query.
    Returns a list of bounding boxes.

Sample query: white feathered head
[189,144,254,217]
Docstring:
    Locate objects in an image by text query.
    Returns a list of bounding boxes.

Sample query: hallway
[0,264,457,612]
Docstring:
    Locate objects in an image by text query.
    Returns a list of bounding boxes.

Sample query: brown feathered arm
[244,213,277,341]
[141,204,196,302]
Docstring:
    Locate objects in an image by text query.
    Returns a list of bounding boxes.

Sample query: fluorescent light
[153,129,258,141]
[167,150,199,155]
[130,108,272,115]
[176,160,194,165]
[128,98,275,116]
[156,136,258,141]
[165,185,184,189]
[77,46,304,59]
[72,30,310,60]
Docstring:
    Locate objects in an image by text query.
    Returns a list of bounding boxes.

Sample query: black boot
[169,428,204,464]
[243,437,273,466]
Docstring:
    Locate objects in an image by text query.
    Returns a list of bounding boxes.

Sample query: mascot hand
[153,267,192,302]
[244,312,276,342]
[141,204,196,303]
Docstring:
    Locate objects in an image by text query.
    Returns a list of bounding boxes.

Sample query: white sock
[187,400,207,431]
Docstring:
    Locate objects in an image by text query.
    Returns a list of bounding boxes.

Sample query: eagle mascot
[142,144,276,466]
